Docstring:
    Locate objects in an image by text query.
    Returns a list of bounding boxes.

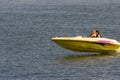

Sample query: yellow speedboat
[51,36,120,53]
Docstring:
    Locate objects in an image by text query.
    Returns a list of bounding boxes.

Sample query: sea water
[0,1,120,80]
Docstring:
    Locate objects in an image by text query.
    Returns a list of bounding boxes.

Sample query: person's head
[96,30,100,34]
[96,30,102,37]
[91,29,97,34]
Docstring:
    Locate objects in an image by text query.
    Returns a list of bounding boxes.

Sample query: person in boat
[96,30,102,38]
[89,29,102,38]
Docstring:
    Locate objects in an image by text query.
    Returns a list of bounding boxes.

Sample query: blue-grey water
[0,2,120,80]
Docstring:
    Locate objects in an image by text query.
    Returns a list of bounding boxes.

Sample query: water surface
[0,2,120,80]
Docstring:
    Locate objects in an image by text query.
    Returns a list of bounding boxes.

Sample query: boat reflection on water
[57,52,120,62]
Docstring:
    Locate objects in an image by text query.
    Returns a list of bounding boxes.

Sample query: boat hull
[51,37,120,53]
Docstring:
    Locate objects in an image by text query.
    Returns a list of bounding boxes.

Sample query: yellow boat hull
[51,36,120,53]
